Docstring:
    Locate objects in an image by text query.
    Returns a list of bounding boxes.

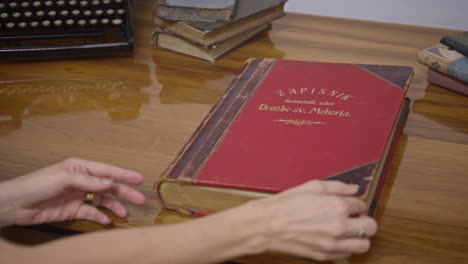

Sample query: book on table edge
[153,3,285,47]
[440,31,468,58]
[154,58,414,217]
[151,24,270,62]
[427,68,468,96]
[417,44,468,84]
[154,0,236,22]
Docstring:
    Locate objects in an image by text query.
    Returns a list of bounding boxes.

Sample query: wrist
[0,180,18,227]
[182,200,270,262]
[223,200,270,256]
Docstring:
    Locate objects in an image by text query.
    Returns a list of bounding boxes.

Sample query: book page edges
[361,66,412,213]
[154,24,270,62]
[153,4,284,47]
[366,97,410,215]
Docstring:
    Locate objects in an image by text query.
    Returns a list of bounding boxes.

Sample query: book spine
[417,49,450,74]
[417,49,468,84]
[151,26,225,49]
[173,58,276,180]
[447,59,468,84]
[154,58,276,213]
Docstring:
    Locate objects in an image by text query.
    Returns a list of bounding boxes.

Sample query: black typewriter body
[0,0,133,61]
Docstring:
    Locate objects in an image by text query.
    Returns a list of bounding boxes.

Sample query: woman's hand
[0,158,146,227]
[245,180,377,262]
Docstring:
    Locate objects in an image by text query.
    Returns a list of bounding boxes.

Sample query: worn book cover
[417,44,468,84]
[427,68,468,96]
[154,59,413,217]
[186,0,287,30]
[155,0,236,22]
[153,1,285,47]
[151,24,270,62]
[441,31,468,58]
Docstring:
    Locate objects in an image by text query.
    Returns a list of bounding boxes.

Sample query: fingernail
[101,178,114,185]
[350,184,359,190]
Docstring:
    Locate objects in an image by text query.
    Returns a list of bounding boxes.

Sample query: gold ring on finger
[358,222,367,238]
[85,192,95,204]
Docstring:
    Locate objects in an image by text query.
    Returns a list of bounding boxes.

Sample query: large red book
[154,59,413,217]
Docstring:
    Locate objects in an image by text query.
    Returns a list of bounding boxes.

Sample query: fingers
[67,172,146,206]
[288,180,359,196]
[77,193,137,224]
[64,158,144,185]
[75,204,111,225]
[321,181,360,196]
[67,172,116,193]
[341,197,367,216]
[333,238,371,254]
[341,215,377,238]
[109,183,146,205]
[92,194,128,218]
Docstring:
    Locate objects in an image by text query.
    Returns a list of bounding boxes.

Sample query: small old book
[153,1,285,47]
[154,59,414,217]
[154,0,236,22]
[441,31,468,57]
[417,44,468,84]
[151,24,270,62]
[427,68,468,96]
[185,0,287,31]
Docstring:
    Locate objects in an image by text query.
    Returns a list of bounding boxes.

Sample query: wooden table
[1,1,467,263]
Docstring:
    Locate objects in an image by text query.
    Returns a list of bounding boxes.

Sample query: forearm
[0,179,20,227]
[18,203,267,264]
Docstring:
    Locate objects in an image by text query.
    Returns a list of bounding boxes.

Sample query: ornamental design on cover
[273,119,325,126]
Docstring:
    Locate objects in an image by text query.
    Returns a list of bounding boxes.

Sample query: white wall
[285,0,468,30]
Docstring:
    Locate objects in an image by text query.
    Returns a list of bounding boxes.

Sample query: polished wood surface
[1,1,467,263]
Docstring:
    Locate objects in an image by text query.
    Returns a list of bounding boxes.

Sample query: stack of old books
[417,31,468,96]
[151,0,287,62]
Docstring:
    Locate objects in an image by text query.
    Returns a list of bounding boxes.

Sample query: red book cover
[155,59,413,215]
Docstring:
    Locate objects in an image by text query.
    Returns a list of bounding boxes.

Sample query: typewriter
[0,0,133,61]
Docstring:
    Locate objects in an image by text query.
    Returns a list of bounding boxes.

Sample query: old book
[154,59,413,217]
[154,0,236,22]
[186,0,286,30]
[440,31,468,57]
[153,1,285,47]
[427,68,468,96]
[417,44,468,84]
[151,24,270,62]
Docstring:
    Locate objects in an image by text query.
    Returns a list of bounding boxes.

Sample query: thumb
[65,172,114,193]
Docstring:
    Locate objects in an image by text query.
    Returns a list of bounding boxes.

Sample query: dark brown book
[153,1,285,47]
[151,24,270,62]
[440,31,468,58]
[154,0,236,22]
